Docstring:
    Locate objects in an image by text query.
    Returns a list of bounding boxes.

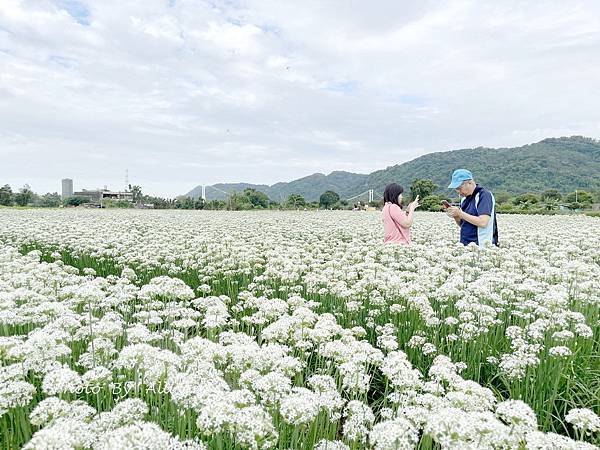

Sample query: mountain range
[185,136,600,201]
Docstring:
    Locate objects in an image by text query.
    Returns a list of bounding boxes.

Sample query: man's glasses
[455,180,469,192]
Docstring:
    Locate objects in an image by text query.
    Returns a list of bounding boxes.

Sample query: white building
[73,188,133,205]
[61,178,73,199]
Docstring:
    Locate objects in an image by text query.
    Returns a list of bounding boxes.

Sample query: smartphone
[441,200,451,208]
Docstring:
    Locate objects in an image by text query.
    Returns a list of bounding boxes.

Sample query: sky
[1,0,600,197]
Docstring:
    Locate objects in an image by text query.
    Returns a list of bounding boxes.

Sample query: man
[445,169,498,247]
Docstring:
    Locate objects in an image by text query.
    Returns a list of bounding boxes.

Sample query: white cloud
[1,0,599,196]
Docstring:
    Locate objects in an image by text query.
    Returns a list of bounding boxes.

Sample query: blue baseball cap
[448,169,473,189]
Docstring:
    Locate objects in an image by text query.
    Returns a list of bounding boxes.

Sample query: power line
[346,189,383,202]
[205,185,229,195]
[346,190,371,201]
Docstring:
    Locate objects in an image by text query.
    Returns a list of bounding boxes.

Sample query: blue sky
[53,0,90,25]
[1,0,599,197]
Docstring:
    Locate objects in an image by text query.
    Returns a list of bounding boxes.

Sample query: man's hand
[446,206,461,218]
[446,206,462,226]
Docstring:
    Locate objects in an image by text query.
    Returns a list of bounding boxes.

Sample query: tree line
[1,181,598,212]
[403,179,599,213]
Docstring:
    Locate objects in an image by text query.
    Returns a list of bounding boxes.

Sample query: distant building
[61,178,73,199]
[74,188,133,205]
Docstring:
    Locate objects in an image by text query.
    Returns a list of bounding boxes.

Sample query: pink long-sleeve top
[382,202,412,245]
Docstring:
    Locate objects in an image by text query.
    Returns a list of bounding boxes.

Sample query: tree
[65,196,90,206]
[410,179,437,200]
[14,184,33,206]
[205,199,226,210]
[285,193,306,209]
[541,189,562,202]
[194,198,205,210]
[544,199,560,211]
[513,192,539,207]
[0,184,13,206]
[331,199,348,210]
[420,195,444,211]
[130,185,143,204]
[494,191,511,205]
[140,195,173,209]
[176,197,196,209]
[243,188,270,209]
[319,190,339,209]
[39,192,61,207]
[103,199,132,208]
[565,190,593,204]
[225,192,251,210]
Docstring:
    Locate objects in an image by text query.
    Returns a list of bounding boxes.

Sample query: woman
[382,183,420,245]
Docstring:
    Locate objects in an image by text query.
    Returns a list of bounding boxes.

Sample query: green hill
[186,182,271,201]
[185,136,600,201]
[186,171,367,201]
[361,136,600,195]
[269,171,368,201]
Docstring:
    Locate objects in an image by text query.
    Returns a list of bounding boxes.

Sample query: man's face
[455,179,475,197]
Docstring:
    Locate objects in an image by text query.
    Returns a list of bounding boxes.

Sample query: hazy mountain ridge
[186,171,368,201]
[185,136,600,201]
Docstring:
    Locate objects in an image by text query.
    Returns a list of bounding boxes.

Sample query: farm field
[0,209,599,449]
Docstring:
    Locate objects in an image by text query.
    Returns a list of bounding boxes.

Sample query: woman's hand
[408,195,420,211]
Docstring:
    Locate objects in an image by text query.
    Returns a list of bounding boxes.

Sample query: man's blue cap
[448,169,473,189]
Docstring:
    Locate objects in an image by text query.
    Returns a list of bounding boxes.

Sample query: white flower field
[0,209,599,449]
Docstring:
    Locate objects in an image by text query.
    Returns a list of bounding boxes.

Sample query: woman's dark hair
[383,183,404,207]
